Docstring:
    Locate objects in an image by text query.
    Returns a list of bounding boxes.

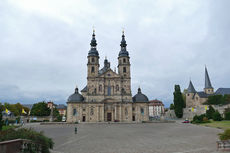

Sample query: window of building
[141,108,144,115]
[196,97,198,101]
[91,66,95,73]
[116,85,119,91]
[94,88,96,94]
[92,57,95,63]
[108,86,111,96]
[132,107,135,111]
[99,85,102,92]
[83,108,86,111]
[90,107,94,116]
[125,108,128,116]
[123,58,126,63]
[123,67,126,73]
[187,93,190,96]
[73,109,77,116]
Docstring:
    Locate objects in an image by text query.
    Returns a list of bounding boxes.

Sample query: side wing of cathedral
[66,31,149,122]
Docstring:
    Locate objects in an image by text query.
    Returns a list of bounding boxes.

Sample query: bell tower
[117,30,130,78]
[87,30,99,78]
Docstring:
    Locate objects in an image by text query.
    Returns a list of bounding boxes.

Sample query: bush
[225,112,230,120]
[206,105,215,119]
[191,114,211,124]
[219,129,230,140]
[212,111,223,121]
[0,128,54,153]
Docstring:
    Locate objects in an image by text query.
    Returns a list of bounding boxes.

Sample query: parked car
[182,119,190,123]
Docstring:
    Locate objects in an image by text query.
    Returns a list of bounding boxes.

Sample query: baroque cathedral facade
[66,31,149,122]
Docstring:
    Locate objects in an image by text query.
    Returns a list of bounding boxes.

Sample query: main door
[82,116,86,122]
[107,112,112,121]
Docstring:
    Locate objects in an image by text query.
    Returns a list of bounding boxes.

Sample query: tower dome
[88,30,99,57]
[67,87,84,102]
[132,88,149,102]
[118,31,129,57]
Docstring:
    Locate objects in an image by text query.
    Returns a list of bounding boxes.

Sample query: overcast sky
[0,0,230,107]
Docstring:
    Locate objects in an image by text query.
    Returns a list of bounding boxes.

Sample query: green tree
[170,104,174,110]
[30,102,51,116]
[0,103,4,131]
[173,85,184,118]
[212,110,223,121]
[206,95,224,105]
[206,105,215,119]
[224,107,230,120]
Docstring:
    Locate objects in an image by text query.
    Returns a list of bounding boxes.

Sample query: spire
[187,80,196,93]
[205,66,213,89]
[88,29,99,56]
[118,30,129,57]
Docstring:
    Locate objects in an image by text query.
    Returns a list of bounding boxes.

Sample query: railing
[0,139,42,153]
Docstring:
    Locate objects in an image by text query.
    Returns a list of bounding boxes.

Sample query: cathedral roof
[81,86,87,92]
[215,88,230,95]
[67,87,84,103]
[205,66,213,89]
[187,80,196,93]
[132,88,149,102]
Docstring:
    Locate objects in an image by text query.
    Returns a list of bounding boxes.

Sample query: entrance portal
[82,116,86,122]
[107,112,112,121]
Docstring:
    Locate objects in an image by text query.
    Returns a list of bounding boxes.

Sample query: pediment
[98,69,120,78]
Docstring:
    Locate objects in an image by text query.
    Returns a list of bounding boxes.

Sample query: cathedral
[186,67,230,108]
[66,31,149,122]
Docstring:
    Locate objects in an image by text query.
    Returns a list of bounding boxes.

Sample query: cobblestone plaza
[24,122,224,153]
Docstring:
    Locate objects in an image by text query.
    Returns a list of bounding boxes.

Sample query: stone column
[115,104,116,120]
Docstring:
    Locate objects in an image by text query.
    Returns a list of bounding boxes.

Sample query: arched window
[94,88,96,94]
[90,107,94,116]
[116,85,119,91]
[99,85,102,92]
[123,67,126,73]
[73,109,77,116]
[123,58,126,63]
[108,86,111,96]
[91,66,95,73]
[92,57,95,63]
[140,108,144,115]
[125,108,128,116]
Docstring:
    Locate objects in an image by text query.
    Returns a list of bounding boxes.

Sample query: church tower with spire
[204,66,214,94]
[117,30,131,96]
[87,30,100,78]
[186,80,196,107]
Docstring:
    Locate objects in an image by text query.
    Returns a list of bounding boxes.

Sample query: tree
[30,102,51,116]
[206,95,224,105]
[170,104,174,110]
[0,103,4,131]
[212,110,223,121]
[173,85,184,118]
[224,107,230,120]
[206,105,215,119]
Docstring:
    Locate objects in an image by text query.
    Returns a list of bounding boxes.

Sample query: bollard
[75,127,77,134]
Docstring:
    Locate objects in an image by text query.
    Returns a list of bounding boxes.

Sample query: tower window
[123,58,126,63]
[91,66,95,73]
[92,58,95,63]
[123,67,126,73]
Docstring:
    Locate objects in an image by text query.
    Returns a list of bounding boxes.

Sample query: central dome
[67,87,84,102]
[132,88,149,102]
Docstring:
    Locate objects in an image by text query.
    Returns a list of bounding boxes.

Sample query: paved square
[25,122,224,153]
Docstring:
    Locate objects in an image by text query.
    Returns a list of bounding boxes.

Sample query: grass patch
[2,125,20,131]
[199,120,230,130]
